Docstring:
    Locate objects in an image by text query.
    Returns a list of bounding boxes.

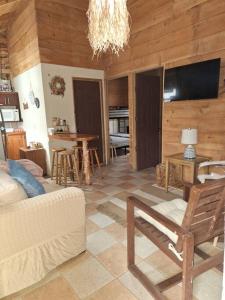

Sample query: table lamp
[181,128,198,159]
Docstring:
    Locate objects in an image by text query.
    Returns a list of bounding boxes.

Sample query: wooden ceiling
[0,0,21,34]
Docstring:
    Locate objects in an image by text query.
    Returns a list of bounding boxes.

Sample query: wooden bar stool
[73,145,101,178]
[51,147,66,183]
[58,150,80,187]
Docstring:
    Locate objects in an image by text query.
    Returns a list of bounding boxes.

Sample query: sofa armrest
[0,187,85,260]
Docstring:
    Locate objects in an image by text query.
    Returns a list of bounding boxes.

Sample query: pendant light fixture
[87,0,130,56]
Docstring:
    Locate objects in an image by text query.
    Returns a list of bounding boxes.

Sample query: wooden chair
[127,179,225,300]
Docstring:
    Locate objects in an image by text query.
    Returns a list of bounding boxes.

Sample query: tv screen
[164,58,221,101]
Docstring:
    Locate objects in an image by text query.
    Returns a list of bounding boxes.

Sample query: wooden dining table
[49,133,98,185]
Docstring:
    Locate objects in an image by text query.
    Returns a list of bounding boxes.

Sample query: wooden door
[73,79,103,161]
[7,131,27,160]
[136,74,161,170]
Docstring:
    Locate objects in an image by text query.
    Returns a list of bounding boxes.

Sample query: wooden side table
[19,147,47,175]
[165,153,210,192]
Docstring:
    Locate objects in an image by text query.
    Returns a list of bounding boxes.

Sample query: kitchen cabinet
[19,147,47,175]
[0,92,20,107]
[6,131,27,160]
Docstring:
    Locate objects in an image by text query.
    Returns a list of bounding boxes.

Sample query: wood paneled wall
[35,0,102,70]
[104,0,225,161]
[108,77,128,107]
[7,0,102,77]
[0,31,10,79]
[7,0,40,77]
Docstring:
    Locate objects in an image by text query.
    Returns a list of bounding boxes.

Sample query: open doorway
[135,68,163,170]
[107,76,129,162]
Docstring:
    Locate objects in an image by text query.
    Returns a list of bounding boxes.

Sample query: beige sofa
[0,169,86,298]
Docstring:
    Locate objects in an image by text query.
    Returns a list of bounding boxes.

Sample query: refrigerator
[0,109,7,160]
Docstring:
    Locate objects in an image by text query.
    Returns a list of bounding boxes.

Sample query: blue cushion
[8,160,46,198]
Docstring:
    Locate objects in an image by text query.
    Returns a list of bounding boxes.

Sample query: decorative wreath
[49,76,66,96]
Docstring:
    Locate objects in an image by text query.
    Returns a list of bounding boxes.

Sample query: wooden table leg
[82,140,91,185]
[165,159,169,192]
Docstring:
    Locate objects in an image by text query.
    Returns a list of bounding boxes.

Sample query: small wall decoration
[49,76,66,97]
[34,98,40,108]
[23,102,29,110]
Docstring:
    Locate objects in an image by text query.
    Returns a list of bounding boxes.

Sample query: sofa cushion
[8,160,46,198]
[137,198,187,243]
[0,170,27,206]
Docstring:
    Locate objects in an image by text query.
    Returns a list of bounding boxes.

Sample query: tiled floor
[4,156,223,300]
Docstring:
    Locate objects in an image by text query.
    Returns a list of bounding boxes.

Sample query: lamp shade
[181,128,198,145]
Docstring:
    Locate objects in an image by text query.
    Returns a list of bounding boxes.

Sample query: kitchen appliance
[1,108,20,122]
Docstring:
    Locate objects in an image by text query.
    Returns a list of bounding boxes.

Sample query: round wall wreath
[49,76,66,97]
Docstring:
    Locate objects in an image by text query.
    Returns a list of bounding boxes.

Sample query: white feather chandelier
[87,0,130,56]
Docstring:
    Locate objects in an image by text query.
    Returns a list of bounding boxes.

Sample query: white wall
[13,63,105,174]
[13,64,49,153]
[41,63,105,172]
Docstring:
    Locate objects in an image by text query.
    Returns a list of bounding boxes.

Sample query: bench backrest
[176,178,225,252]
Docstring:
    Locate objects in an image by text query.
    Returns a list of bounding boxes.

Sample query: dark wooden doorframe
[73,78,105,162]
[135,68,163,170]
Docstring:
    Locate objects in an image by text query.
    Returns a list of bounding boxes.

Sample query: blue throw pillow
[8,160,46,198]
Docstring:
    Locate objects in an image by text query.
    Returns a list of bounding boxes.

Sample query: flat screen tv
[164,58,221,101]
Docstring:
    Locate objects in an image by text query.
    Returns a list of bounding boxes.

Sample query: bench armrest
[127,196,185,236]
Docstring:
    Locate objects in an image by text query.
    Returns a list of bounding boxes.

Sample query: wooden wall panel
[105,0,225,162]
[7,0,40,77]
[36,0,102,70]
[108,77,128,107]
[0,31,10,79]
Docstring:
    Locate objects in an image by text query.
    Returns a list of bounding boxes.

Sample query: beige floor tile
[164,285,198,300]
[58,251,91,273]
[88,212,115,228]
[85,280,137,300]
[87,230,117,255]
[119,271,154,300]
[100,185,125,195]
[105,223,127,242]
[96,244,142,277]
[63,256,113,299]
[113,191,133,202]
[122,236,158,259]
[85,191,108,201]
[22,277,79,300]
[193,269,222,300]
[109,196,127,209]
[86,219,100,235]
[7,269,60,300]
[144,250,180,278]
[136,260,165,284]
